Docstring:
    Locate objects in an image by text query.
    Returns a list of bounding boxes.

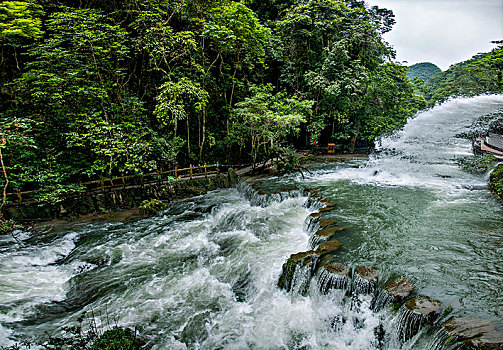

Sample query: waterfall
[1,95,502,349]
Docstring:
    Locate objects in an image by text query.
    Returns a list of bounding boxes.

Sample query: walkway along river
[0,95,502,348]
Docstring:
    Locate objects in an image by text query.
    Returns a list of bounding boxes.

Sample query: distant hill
[424,47,502,105]
[406,62,442,82]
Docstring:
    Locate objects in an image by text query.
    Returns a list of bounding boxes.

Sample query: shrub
[489,164,503,199]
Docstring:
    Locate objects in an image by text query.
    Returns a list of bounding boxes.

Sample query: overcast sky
[366,0,503,70]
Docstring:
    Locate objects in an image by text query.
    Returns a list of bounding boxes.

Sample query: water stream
[1,95,502,349]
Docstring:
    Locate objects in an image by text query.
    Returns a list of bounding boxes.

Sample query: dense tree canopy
[0,0,426,203]
[406,62,441,83]
[424,42,503,105]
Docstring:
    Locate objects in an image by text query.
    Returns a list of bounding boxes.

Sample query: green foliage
[362,63,426,140]
[0,0,43,41]
[139,198,168,215]
[0,0,428,206]
[231,84,313,163]
[489,164,503,200]
[406,62,441,82]
[457,155,497,174]
[0,218,21,235]
[91,327,144,350]
[39,313,145,350]
[275,145,300,173]
[425,42,503,105]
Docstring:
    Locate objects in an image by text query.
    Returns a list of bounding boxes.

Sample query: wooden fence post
[100,176,105,192]
[190,165,193,179]
[175,166,178,178]
[122,173,125,189]
[16,190,22,204]
[204,164,207,178]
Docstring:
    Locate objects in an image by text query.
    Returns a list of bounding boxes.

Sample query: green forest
[423,43,503,105]
[0,0,501,205]
[406,62,441,82]
[0,0,429,204]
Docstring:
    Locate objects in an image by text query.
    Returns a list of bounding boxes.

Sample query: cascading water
[1,95,502,349]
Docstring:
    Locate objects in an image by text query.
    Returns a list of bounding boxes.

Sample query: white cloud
[367,0,503,70]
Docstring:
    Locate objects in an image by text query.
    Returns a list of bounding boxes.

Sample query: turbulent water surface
[1,95,503,349]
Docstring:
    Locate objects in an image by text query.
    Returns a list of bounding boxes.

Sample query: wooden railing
[4,164,222,205]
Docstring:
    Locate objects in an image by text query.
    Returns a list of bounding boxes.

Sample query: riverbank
[1,168,241,224]
[0,152,373,236]
[489,164,503,200]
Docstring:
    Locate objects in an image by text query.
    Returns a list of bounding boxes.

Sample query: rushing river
[1,95,503,349]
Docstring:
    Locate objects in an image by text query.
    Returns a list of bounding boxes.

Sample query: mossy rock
[319,206,336,213]
[324,263,349,276]
[91,327,144,350]
[277,250,319,291]
[489,164,503,200]
[138,199,168,216]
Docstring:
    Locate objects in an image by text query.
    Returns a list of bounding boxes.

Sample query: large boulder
[442,318,503,349]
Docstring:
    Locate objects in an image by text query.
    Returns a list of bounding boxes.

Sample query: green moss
[489,164,503,200]
[138,199,168,216]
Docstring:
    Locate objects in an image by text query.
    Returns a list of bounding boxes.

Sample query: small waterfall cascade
[391,298,444,343]
[316,262,351,294]
[352,266,379,295]
[243,178,491,350]
[373,278,414,312]
[2,96,503,349]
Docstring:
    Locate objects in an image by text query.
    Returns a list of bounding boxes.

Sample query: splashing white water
[314,95,503,192]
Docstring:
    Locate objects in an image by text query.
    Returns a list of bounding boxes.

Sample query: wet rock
[310,212,322,219]
[397,297,444,342]
[304,188,318,193]
[311,194,322,199]
[277,250,319,293]
[258,191,267,196]
[319,206,336,212]
[442,318,503,349]
[316,226,347,237]
[228,168,239,187]
[353,266,378,295]
[355,266,378,283]
[404,297,443,317]
[324,263,349,276]
[323,202,337,207]
[315,240,342,255]
[385,278,414,302]
[317,263,350,293]
[319,218,337,228]
[310,226,345,248]
[320,198,330,203]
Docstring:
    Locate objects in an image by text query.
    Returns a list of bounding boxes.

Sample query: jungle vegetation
[406,62,441,82]
[424,41,503,105]
[0,0,429,204]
